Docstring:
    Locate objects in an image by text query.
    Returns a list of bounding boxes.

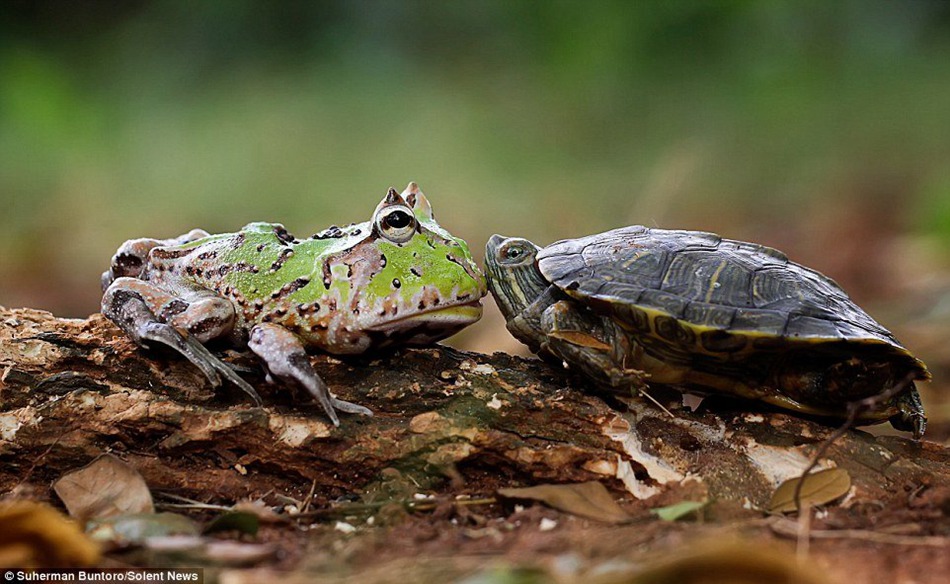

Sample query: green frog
[101,183,486,425]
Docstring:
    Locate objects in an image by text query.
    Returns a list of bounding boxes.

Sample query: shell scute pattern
[751,268,807,310]
[729,307,787,335]
[539,226,900,347]
[661,251,754,306]
[684,302,738,330]
[638,289,690,318]
[725,240,790,265]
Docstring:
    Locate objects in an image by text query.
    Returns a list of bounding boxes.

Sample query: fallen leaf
[497,481,631,524]
[768,468,851,514]
[54,454,154,523]
[0,500,100,567]
[651,500,708,521]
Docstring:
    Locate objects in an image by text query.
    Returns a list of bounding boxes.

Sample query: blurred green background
[3,0,950,415]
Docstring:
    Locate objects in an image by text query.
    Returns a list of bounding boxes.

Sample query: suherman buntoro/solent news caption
[2,570,203,583]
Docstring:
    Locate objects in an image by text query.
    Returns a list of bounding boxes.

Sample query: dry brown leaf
[53,454,154,523]
[497,481,631,524]
[768,468,852,514]
[0,500,101,568]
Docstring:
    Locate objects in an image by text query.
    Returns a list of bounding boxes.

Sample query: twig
[787,373,918,560]
[301,478,318,514]
[638,387,676,419]
[792,372,916,512]
[621,354,674,419]
[796,503,811,562]
[157,502,233,511]
[291,496,498,520]
[14,435,62,490]
[156,492,231,511]
[771,517,949,547]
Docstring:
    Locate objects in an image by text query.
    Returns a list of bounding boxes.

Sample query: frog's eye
[376,205,417,244]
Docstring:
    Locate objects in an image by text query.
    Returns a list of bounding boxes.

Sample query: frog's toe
[248,323,373,426]
[139,322,222,386]
[330,397,374,417]
[222,360,258,375]
[205,355,264,406]
[141,322,263,406]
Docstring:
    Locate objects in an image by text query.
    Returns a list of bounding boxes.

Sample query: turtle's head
[485,235,547,320]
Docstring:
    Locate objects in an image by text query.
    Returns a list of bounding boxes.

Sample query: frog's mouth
[367,300,483,333]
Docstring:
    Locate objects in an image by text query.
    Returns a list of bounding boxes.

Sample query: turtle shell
[536,226,929,377]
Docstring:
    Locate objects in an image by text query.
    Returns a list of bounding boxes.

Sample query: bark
[1,305,949,527]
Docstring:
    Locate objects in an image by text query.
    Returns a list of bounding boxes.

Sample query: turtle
[484,226,931,438]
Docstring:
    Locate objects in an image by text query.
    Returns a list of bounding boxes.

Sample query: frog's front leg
[101,229,210,290]
[102,277,263,404]
[248,323,373,426]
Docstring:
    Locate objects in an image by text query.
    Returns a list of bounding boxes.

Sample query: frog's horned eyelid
[412,193,434,220]
[400,182,434,220]
[373,189,411,221]
[383,187,409,208]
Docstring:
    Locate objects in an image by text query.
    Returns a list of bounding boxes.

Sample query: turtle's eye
[498,241,532,265]
[377,206,417,244]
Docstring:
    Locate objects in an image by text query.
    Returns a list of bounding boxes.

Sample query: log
[2,304,949,508]
[1,307,633,505]
[2,306,949,582]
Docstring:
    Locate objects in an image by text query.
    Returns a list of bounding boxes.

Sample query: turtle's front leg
[248,323,373,426]
[538,300,647,390]
[102,277,262,404]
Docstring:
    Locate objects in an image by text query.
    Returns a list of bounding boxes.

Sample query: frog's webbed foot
[248,323,373,426]
[102,277,263,405]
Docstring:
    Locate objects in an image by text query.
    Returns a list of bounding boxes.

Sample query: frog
[100,182,486,425]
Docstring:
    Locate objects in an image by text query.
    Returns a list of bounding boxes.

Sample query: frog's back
[148,222,299,287]
[145,221,377,346]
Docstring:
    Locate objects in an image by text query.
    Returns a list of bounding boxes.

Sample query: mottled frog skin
[101,183,486,425]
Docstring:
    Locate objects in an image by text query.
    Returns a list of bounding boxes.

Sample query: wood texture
[1,306,949,583]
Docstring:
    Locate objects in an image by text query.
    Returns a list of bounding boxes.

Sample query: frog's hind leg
[101,229,210,290]
[248,323,373,426]
[102,276,262,404]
